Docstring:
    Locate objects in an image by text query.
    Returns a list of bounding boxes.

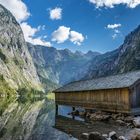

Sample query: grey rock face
[27,43,100,91]
[0,4,42,90]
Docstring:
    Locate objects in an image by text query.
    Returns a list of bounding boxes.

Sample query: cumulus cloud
[52,26,84,45]
[0,0,30,22]
[30,37,52,47]
[70,31,84,46]
[89,0,140,8]
[49,7,62,20]
[52,26,70,43]
[106,23,122,39]
[21,22,51,47]
[107,24,121,29]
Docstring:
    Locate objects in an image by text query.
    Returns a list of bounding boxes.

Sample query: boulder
[80,133,89,140]
[109,131,118,140]
[133,117,140,128]
[116,120,126,126]
[135,135,140,140]
[102,134,108,138]
[129,134,140,140]
[86,112,91,118]
[126,129,140,140]
[89,132,105,140]
[111,114,119,120]
[79,112,86,117]
[90,113,110,121]
[111,113,122,120]
[124,116,133,123]
[118,136,126,140]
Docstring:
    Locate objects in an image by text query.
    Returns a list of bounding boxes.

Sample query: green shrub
[17,87,45,104]
[0,74,16,98]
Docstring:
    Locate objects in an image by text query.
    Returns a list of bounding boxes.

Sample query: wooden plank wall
[55,88,131,113]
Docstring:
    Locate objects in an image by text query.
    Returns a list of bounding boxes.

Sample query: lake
[0,96,76,140]
[0,95,133,140]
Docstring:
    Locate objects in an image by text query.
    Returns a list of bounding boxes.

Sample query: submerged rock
[80,133,89,140]
[89,132,105,140]
[118,136,126,140]
[126,129,140,140]
[116,120,126,126]
[102,134,108,138]
[124,116,133,123]
[133,117,140,128]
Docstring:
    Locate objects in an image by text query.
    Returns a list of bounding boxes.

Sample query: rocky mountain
[84,25,140,79]
[28,24,140,91]
[1,3,140,93]
[27,43,100,91]
[0,4,42,91]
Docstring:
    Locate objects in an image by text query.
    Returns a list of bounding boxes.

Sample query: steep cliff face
[0,4,42,90]
[28,43,100,91]
[84,25,140,79]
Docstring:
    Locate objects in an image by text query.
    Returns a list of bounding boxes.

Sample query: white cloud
[52,26,85,45]
[129,0,140,8]
[52,26,70,43]
[89,0,140,8]
[114,29,120,33]
[106,24,122,39]
[21,22,37,40]
[0,0,30,22]
[30,37,52,47]
[21,22,51,47]
[49,7,62,20]
[107,24,121,29]
[37,25,46,31]
[70,31,84,46]
[112,33,117,39]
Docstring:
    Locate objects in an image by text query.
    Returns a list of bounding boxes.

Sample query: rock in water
[89,132,105,140]
[109,131,118,140]
[118,136,126,140]
[126,129,140,140]
[80,133,89,140]
[133,117,140,128]
[116,120,126,126]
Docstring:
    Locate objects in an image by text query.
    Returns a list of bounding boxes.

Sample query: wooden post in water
[72,106,75,120]
[56,104,58,116]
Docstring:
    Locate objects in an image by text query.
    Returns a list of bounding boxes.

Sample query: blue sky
[1,0,140,53]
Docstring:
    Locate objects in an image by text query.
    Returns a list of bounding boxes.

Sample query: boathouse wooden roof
[54,71,140,93]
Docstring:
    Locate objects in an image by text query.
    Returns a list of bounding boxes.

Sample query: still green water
[0,96,76,140]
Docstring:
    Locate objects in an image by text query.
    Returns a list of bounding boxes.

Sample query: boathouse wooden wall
[55,88,131,113]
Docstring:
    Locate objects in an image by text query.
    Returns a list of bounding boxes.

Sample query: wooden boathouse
[54,71,140,114]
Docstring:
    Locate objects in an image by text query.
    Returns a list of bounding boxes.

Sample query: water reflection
[58,105,84,121]
[0,96,76,140]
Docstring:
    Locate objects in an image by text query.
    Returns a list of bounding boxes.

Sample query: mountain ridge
[27,24,140,91]
[0,4,43,91]
[1,4,140,93]
[83,24,140,79]
[27,43,100,91]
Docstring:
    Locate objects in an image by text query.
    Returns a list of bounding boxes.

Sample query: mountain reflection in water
[0,96,76,140]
